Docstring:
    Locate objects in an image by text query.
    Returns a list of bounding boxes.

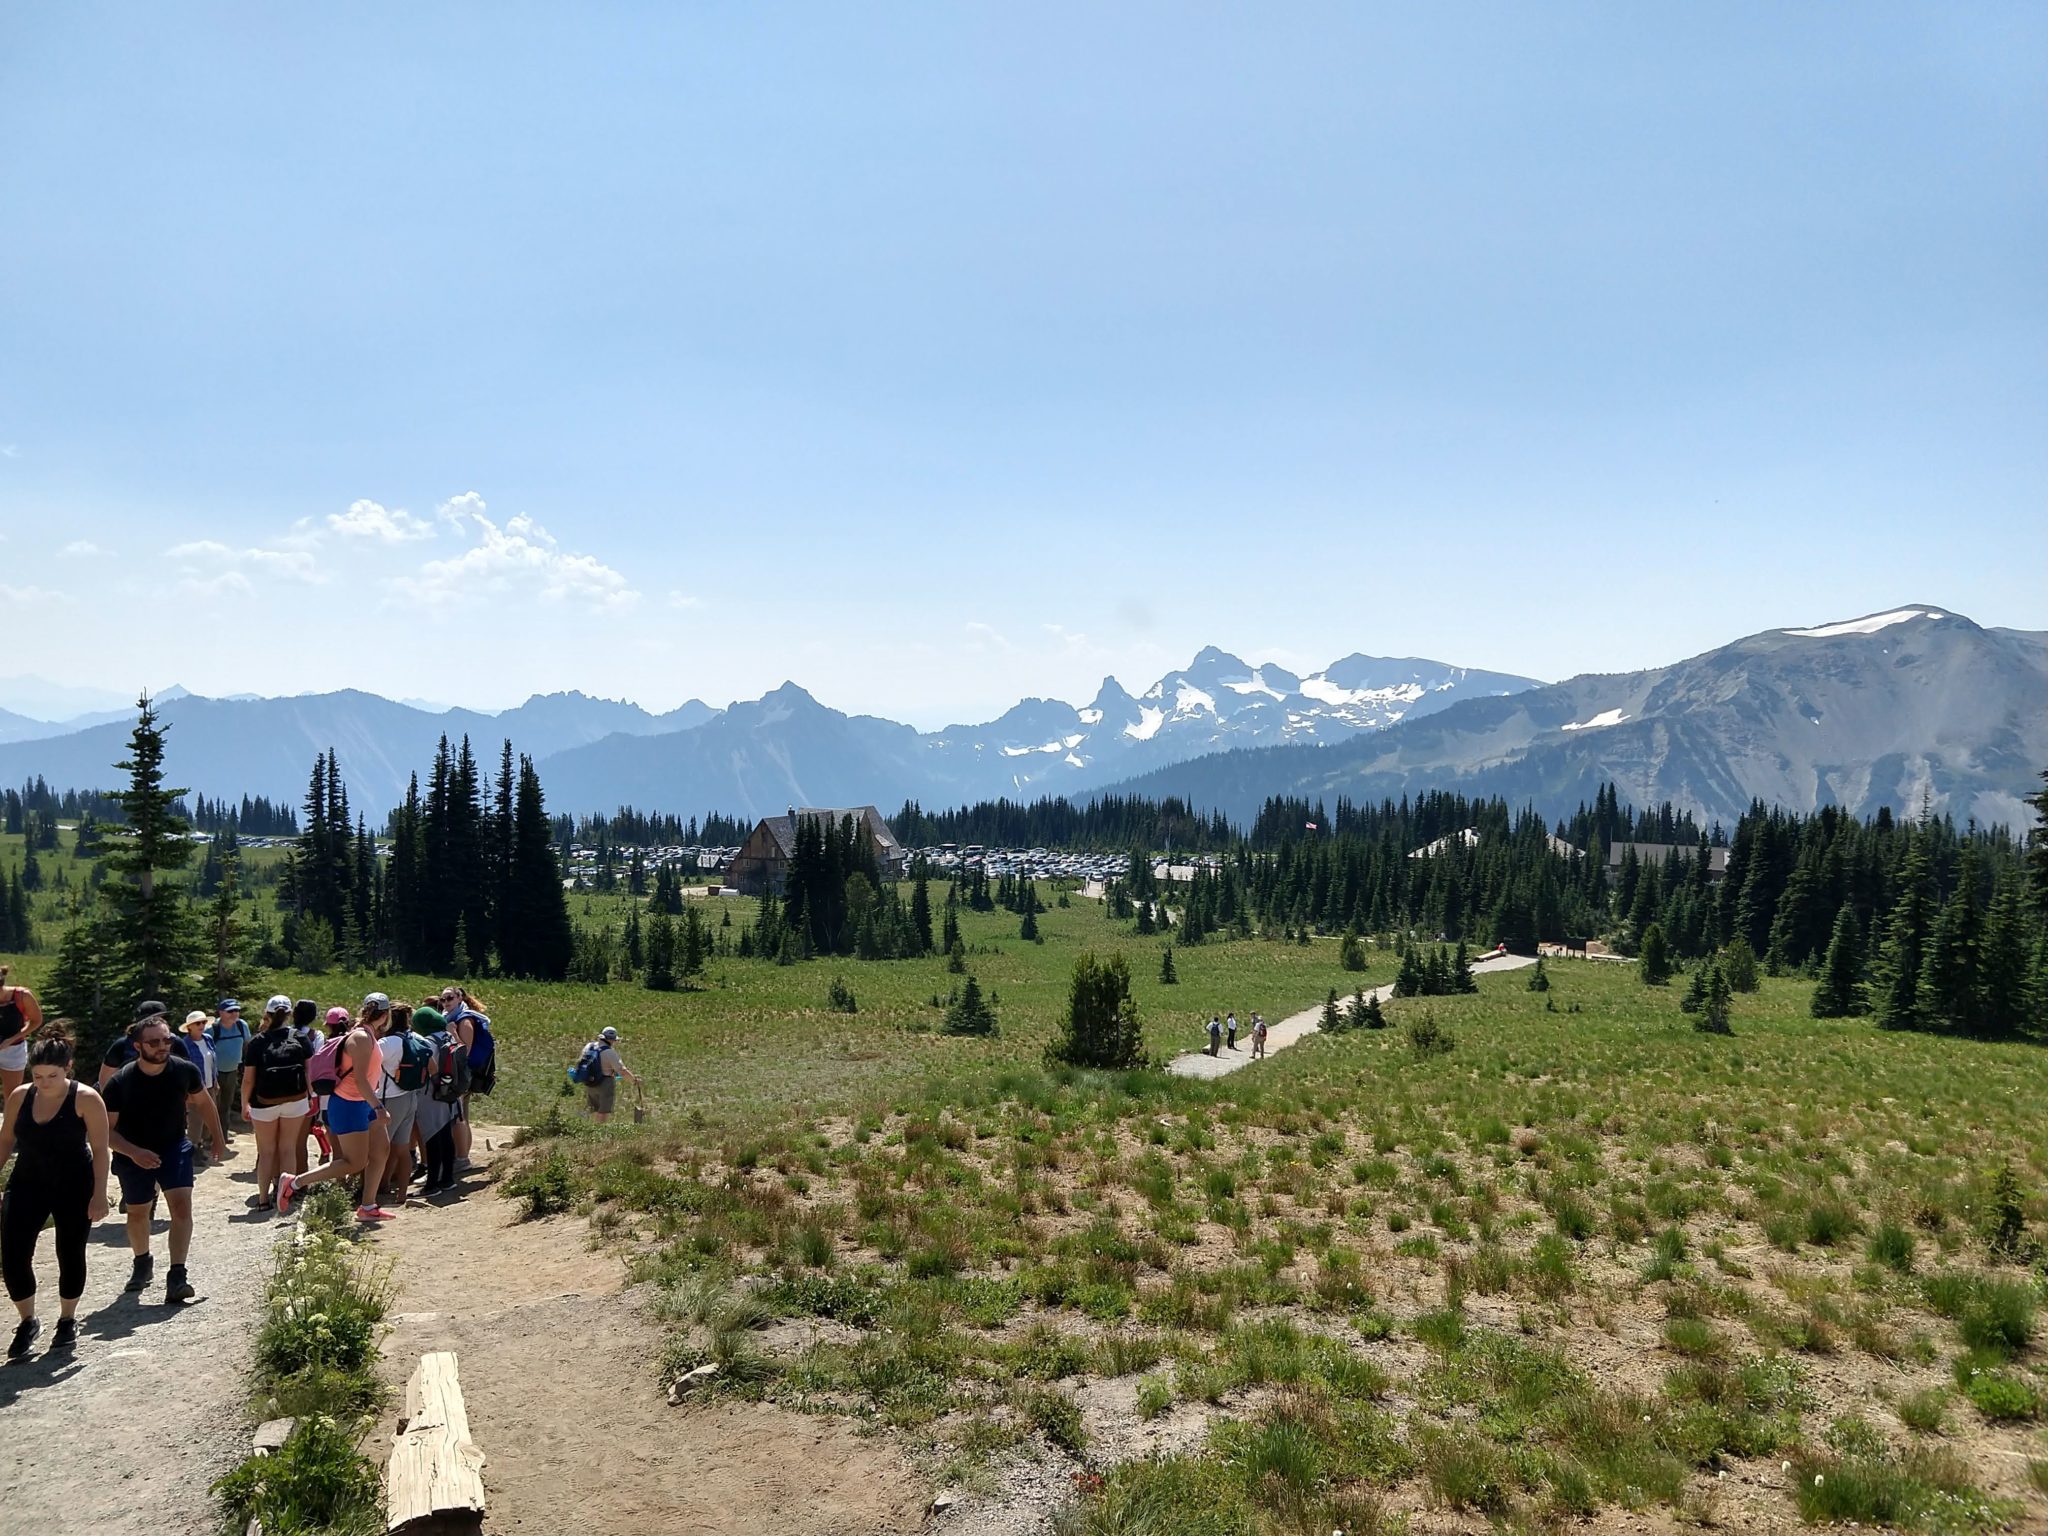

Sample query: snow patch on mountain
[1784,608,1945,638]
[1223,671,1287,701]
[1174,684,1217,716]
[1125,706,1165,741]
[1561,708,1630,732]
[1077,708,1103,724]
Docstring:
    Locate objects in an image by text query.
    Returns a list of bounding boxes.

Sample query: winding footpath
[0,1142,278,1535]
[1166,953,1538,1079]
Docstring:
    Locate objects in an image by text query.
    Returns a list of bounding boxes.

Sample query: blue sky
[2,5,2042,727]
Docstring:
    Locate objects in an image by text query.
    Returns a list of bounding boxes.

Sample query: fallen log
[386,1350,486,1534]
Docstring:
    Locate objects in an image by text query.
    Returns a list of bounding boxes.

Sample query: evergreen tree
[644,908,677,991]
[1451,942,1477,994]
[1918,857,1984,1034]
[943,974,998,1036]
[1134,899,1155,936]
[202,842,257,1002]
[1159,944,1178,984]
[1639,923,1672,986]
[103,696,201,1008]
[1020,903,1039,943]
[1047,951,1143,1069]
[1339,931,1368,972]
[500,756,575,980]
[1360,992,1388,1029]
[1680,963,1708,1015]
[1873,836,1934,1030]
[1320,988,1345,1034]
[4,869,29,951]
[680,904,708,983]
[1695,962,1733,1034]
[909,868,934,954]
[1526,956,1549,992]
[44,900,123,1058]
[1811,905,1866,1018]
[1722,936,1761,993]
[1978,878,2030,1036]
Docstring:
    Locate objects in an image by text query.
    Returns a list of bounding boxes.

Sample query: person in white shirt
[585,1026,640,1123]
[181,1012,220,1163]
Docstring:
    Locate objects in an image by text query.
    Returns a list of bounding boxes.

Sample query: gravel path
[1166,953,1537,1079]
[0,1140,281,1535]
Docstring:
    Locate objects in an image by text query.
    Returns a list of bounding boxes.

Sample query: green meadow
[7,828,2048,1532]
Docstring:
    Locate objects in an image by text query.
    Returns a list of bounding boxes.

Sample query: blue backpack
[458,1009,497,1096]
[568,1040,604,1086]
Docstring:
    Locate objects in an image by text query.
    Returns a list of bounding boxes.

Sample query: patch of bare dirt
[365,1128,930,1536]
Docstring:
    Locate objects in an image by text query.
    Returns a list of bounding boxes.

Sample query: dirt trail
[365,1128,930,1536]
[0,1139,282,1536]
[1166,953,1536,1079]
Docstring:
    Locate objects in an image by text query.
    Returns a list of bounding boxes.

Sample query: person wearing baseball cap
[583,1026,640,1124]
[240,997,313,1210]
[98,1000,198,1087]
[206,1000,250,1140]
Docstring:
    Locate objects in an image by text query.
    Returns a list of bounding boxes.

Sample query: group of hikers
[0,970,501,1358]
[1202,1009,1269,1058]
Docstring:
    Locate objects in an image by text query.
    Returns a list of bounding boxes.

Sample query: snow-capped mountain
[918,648,1539,796]
[1102,608,2048,830]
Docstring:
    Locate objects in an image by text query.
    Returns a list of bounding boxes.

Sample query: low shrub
[504,1148,577,1219]
[211,1414,383,1536]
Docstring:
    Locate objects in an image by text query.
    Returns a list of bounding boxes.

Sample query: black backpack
[251,1028,312,1105]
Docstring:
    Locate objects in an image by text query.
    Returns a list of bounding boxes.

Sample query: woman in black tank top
[0,1024,112,1356]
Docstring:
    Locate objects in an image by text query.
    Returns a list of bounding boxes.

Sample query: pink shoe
[276,1172,296,1215]
[354,1205,396,1221]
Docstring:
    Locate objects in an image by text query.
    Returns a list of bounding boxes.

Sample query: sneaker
[50,1317,77,1349]
[123,1254,155,1294]
[164,1267,195,1304]
[7,1317,38,1358]
[354,1205,396,1222]
[275,1172,297,1216]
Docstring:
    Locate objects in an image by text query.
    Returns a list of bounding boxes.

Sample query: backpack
[306,1033,349,1097]
[390,1032,435,1094]
[426,1031,471,1104]
[250,1029,312,1105]
[569,1041,605,1086]
[463,1012,497,1096]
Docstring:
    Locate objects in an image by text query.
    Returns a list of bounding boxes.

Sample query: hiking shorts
[380,1090,419,1149]
[325,1095,376,1137]
[0,1040,27,1073]
[585,1076,618,1114]
[113,1144,195,1205]
[247,1099,309,1124]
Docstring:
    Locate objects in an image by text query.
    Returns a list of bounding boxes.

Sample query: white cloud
[963,621,1015,653]
[403,493,638,611]
[58,540,100,558]
[165,539,319,585]
[0,582,63,604]
[667,591,702,610]
[327,499,435,544]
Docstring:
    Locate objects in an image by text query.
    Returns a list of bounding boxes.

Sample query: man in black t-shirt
[103,1008,225,1303]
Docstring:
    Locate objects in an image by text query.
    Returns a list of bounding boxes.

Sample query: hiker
[409,1005,460,1197]
[180,1011,220,1165]
[241,995,312,1210]
[367,1000,432,1208]
[1226,1011,1239,1051]
[277,997,389,1221]
[0,1024,110,1356]
[98,1001,199,1084]
[1250,1013,1268,1059]
[583,1026,640,1124]
[0,969,42,1097]
[290,999,326,1173]
[438,986,495,1170]
[103,1006,225,1303]
[1206,1014,1222,1056]
[205,999,250,1140]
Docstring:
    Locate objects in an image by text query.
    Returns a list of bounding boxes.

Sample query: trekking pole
[632,1080,649,1125]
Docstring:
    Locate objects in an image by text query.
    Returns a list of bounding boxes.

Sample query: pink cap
[324,1006,351,1027]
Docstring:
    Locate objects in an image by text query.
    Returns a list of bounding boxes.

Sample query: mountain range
[0,606,2041,830]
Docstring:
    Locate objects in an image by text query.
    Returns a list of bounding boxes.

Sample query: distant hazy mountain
[0,689,715,818]
[1097,608,2048,830]
[3,612,2036,829]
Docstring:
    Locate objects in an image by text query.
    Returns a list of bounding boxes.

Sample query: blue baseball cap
[219,998,242,1013]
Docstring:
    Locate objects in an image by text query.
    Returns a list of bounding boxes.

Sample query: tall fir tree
[1811,905,1866,1018]
[1872,836,1934,1030]
[103,695,201,1009]
[1918,857,1985,1034]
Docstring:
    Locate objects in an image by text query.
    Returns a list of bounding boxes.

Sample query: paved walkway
[1166,953,1537,1078]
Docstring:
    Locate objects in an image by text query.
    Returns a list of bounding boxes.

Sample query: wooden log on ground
[386,1350,486,1534]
